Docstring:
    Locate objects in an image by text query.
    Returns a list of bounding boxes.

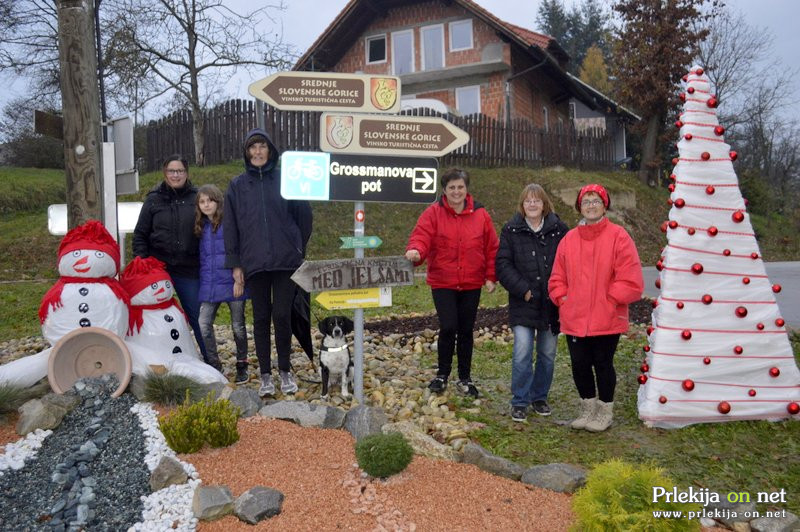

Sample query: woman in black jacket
[132,154,208,363]
[496,184,568,422]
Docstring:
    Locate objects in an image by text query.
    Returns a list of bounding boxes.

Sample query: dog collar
[321,344,349,353]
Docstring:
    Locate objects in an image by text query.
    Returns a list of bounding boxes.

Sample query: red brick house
[294,0,637,161]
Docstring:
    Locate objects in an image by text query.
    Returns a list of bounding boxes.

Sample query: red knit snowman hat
[120,256,171,298]
[57,220,120,270]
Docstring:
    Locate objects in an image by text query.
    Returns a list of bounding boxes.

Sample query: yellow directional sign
[315,287,392,310]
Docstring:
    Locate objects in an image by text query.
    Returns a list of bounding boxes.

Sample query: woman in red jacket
[548,184,643,432]
[406,168,499,397]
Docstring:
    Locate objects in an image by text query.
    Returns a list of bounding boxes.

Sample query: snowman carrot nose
[74,256,89,265]
[154,286,165,294]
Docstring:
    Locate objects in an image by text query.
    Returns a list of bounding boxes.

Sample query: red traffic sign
[355,210,365,222]
[249,72,401,113]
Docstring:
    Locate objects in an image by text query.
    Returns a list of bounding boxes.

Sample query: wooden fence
[145,99,615,171]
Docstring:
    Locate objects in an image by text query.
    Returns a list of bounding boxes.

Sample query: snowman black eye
[165,281,171,289]
[151,282,158,289]
[95,251,105,258]
[72,250,81,257]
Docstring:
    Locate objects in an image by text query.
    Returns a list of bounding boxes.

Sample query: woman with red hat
[548,184,644,432]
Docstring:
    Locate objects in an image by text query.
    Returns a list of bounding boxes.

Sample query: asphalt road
[642,261,800,330]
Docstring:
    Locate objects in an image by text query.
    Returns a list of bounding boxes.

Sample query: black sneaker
[234,363,249,385]
[532,400,552,416]
[457,379,479,398]
[511,406,527,422]
[428,376,448,393]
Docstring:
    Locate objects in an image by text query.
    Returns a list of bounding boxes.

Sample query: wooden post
[57,0,104,228]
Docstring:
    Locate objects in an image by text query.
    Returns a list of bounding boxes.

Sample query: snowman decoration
[120,256,225,383]
[0,220,130,388]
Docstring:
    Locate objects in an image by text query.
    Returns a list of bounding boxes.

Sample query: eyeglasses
[581,199,604,207]
[523,199,543,206]
[166,169,187,175]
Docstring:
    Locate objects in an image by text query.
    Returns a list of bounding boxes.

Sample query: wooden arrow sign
[248,72,401,113]
[320,112,470,157]
[291,256,414,292]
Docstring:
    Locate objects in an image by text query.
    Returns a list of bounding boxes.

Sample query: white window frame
[542,106,550,132]
[420,23,445,71]
[569,102,576,121]
[365,34,387,65]
[456,85,481,115]
[391,29,415,75]
[449,19,473,51]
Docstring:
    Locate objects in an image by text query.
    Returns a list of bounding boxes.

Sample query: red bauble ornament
[723,249,731,256]
[730,151,738,161]
[655,260,664,271]
[667,199,674,206]
[703,357,711,365]
[682,379,695,391]
[718,401,731,414]
[652,300,658,309]
[672,157,679,165]
[735,306,748,318]
[687,87,695,94]
[643,345,651,352]
[647,326,654,336]
[742,277,751,285]
[655,279,661,289]
[669,173,676,181]
[684,133,693,140]
[788,403,800,415]
[691,263,704,275]
[769,367,780,377]
[681,329,692,340]
[675,120,684,128]
[708,226,718,236]
[732,210,745,223]
[682,74,689,82]
[756,322,765,330]
[679,93,686,102]
[751,252,759,260]
[701,151,711,160]
[772,284,782,293]
[659,395,668,404]
[696,67,704,75]
[637,375,647,384]
[744,198,750,206]
[675,198,685,208]
[668,220,678,229]
[701,294,713,305]
[676,301,684,309]
[707,97,718,108]
[748,389,757,397]
[706,185,715,195]
[714,125,725,136]
[660,221,668,233]
[687,228,696,235]
[640,363,649,373]
[776,318,785,327]
[668,183,675,192]
[733,345,743,355]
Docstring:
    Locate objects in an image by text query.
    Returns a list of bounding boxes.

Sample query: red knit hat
[575,183,610,212]
[57,220,120,270]
[120,256,171,298]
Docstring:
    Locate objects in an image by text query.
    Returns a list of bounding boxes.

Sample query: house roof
[292,0,614,113]
[569,74,641,123]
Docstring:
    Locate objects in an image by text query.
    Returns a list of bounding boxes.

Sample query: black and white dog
[318,316,354,399]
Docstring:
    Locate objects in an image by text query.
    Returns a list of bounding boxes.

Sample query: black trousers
[247,270,295,374]
[432,288,482,381]
[566,334,621,403]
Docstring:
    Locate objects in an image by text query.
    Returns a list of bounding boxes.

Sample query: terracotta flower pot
[48,327,132,397]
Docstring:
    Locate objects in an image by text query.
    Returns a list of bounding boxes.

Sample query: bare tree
[106,0,294,165]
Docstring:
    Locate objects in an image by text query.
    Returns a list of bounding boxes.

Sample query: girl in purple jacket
[194,184,250,383]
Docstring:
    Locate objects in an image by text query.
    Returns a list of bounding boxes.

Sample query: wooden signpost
[291,256,413,293]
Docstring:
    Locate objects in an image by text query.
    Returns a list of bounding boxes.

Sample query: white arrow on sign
[413,169,436,193]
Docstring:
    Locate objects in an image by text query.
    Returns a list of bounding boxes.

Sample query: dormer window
[449,19,473,51]
[366,35,386,64]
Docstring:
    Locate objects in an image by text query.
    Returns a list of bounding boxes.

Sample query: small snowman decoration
[39,220,130,343]
[120,256,200,359]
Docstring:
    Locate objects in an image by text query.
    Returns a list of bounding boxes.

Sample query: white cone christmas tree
[637,65,800,428]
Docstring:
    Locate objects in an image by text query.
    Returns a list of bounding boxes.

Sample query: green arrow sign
[340,236,383,249]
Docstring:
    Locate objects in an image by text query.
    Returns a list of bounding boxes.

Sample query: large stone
[200,382,228,400]
[228,388,262,418]
[192,485,234,521]
[343,405,388,441]
[41,392,81,412]
[462,442,524,480]
[751,510,799,532]
[149,456,188,492]
[127,375,148,401]
[234,486,284,524]
[382,421,459,462]
[258,401,346,429]
[520,463,587,494]
[16,398,68,435]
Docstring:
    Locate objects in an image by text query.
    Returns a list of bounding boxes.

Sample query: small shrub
[571,459,701,531]
[141,370,206,406]
[0,383,31,414]
[158,391,240,454]
[355,432,414,478]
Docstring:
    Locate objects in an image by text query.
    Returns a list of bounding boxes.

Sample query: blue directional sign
[280,151,330,200]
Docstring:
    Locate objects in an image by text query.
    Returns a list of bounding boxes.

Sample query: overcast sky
[4,0,798,121]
